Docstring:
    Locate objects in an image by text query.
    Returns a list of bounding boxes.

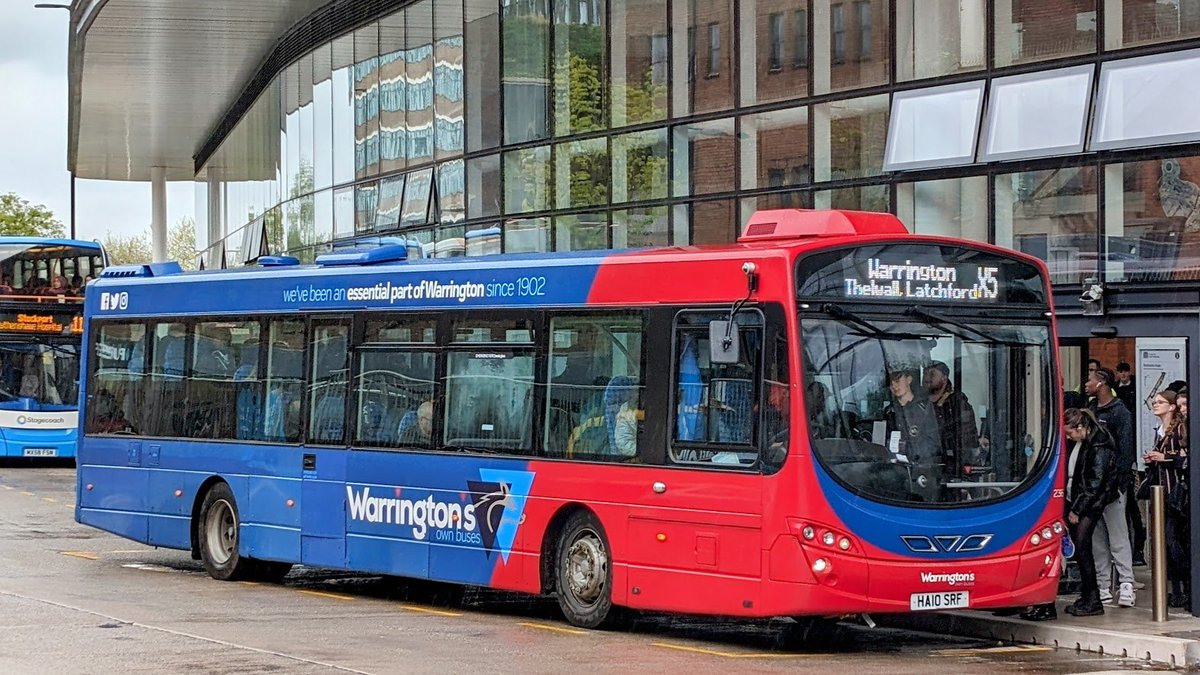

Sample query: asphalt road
[0,464,1169,674]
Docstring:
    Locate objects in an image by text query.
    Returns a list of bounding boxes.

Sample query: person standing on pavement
[1087,367,1137,607]
[1145,389,1190,609]
[1063,408,1123,616]
[1114,361,1147,567]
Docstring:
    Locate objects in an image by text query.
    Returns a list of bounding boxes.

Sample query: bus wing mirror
[709,321,740,364]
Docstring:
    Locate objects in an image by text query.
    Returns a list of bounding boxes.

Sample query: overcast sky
[0,3,194,242]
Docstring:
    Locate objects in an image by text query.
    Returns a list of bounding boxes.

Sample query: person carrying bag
[1145,390,1190,609]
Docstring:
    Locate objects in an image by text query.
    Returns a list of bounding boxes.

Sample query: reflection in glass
[678,0,735,114]
[814,184,889,211]
[355,181,379,234]
[739,191,811,228]
[505,217,551,252]
[438,159,466,224]
[995,166,1098,286]
[285,194,316,253]
[314,189,334,246]
[556,137,609,209]
[813,94,888,181]
[402,167,434,226]
[1092,50,1200,151]
[503,0,551,143]
[466,0,501,151]
[468,154,502,219]
[376,175,406,231]
[407,2,435,166]
[332,36,356,186]
[1107,0,1200,49]
[504,145,552,214]
[814,0,889,94]
[379,12,408,174]
[884,82,983,171]
[312,44,334,191]
[742,0,809,105]
[297,55,315,198]
[612,129,667,203]
[982,66,1092,161]
[434,0,464,158]
[554,0,606,135]
[354,24,381,179]
[613,206,669,248]
[690,199,736,244]
[555,212,608,251]
[672,118,736,197]
[740,106,809,190]
[334,187,354,239]
[284,64,301,199]
[1104,158,1200,283]
[896,176,987,241]
[611,0,667,127]
[995,0,1096,67]
[895,0,985,81]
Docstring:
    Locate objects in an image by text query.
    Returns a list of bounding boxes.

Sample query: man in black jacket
[1087,368,1137,607]
[925,361,980,475]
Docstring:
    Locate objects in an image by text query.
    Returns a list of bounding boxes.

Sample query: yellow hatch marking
[518,621,587,635]
[401,605,462,617]
[61,551,99,560]
[297,589,356,601]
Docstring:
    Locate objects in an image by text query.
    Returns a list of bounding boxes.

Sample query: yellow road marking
[1,484,12,490]
[935,645,1054,656]
[42,497,58,503]
[61,551,99,560]
[651,643,815,659]
[239,581,260,587]
[401,604,462,617]
[297,589,356,601]
[518,621,587,635]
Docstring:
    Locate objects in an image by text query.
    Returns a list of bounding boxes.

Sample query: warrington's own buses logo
[99,292,128,311]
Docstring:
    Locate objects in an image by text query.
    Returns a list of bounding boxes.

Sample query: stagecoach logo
[345,468,535,563]
[99,291,129,311]
[920,571,976,587]
[15,415,66,426]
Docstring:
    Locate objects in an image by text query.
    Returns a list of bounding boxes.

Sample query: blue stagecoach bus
[0,238,106,458]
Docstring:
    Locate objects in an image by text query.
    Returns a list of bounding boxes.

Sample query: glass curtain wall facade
[198,0,1200,291]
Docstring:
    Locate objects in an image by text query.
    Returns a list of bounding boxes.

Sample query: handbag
[1136,474,1154,501]
[1168,480,1190,514]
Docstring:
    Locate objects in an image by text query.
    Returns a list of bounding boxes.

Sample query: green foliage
[0,193,65,238]
[103,218,198,270]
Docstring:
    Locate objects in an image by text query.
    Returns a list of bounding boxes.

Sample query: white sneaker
[1100,589,1114,604]
[1119,582,1136,607]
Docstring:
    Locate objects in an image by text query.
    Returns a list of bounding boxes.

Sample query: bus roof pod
[99,262,183,278]
[738,209,909,243]
[315,243,409,266]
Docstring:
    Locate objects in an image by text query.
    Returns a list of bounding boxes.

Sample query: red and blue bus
[0,238,105,459]
[76,210,1063,629]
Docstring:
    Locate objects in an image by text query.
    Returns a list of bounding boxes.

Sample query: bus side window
[88,322,143,435]
[355,318,438,450]
[264,320,305,443]
[146,322,187,437]
[444,318,535,455]
[309,322,350,444]
[670,312,762,468]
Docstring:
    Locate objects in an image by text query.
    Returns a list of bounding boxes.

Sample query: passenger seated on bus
[397,400,434,446]
[19,372,41,400]
[806,381,848,439]
[47,276,70,297]
[0,276,13,294]
[70,275,84,295]
[604,376,639,458]
[88,389,133,434]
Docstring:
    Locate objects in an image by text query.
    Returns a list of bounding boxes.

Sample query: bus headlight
[1030,533,1041,546]
[1052,522,1064,534]
[1041,527,1053,541]
[822,531,835,546]
[801,526,815,540]
[838,537,851,551]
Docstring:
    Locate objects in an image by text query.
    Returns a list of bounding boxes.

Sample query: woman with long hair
[1145,389,1190,609]
[1063,407,1123,616]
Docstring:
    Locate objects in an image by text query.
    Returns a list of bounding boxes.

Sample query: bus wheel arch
[550,507,618,629]
[190,476,227,560]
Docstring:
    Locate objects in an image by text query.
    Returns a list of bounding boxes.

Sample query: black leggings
[1071,514,1102,605]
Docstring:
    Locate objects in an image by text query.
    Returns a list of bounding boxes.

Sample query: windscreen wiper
[821,304,884,337]
[905,306,1041,346]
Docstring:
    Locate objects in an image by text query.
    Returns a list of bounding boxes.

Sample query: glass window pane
[402,167,434,226]
[675,0,735,115]
[445,351,535,453]
[334,187,355,239]
[407,2,436,166]
[264,320,305,443]
[555,212,609,251]
[312,44,334,191]
[1093,49,1200,151]
[982,66,1093,161]
[297,55,315,197]
[813,94,887,181]
[354,24,381,179]
[376,175,405,231]
[314,188,334,246]
[1107,0,1200,50]
[435,0,464,158]
[813,184,889,211]
[366,318,438,343]
[739,190,812,228]
[690,199,736,244]
[1104,158,1200,283]
[544,314,645,460]
[467,0,502,151]
[144,325,186,436]
[452,318,534,343]
[332,36,357,186]
[285,194,315,250]
[613,206,670,247]
[742,0,809,105]
[895,176,988,241]
[309,322,350,444]
[994,166,1099,286]
[995,0,1096,67]
[814,0,889,94]
[503,0,551,143]
[468,154,502,219]
[355,181,379,234]
[556,137,609,209]
[672,118,736,197]
[884,81,984,171]
[895,0,985,81]
[612,129,667,203]
[504,217,551,252]
[356,349,437,448]
[90,323,143,435]
[739,105,810,190]
[438,158,466,225]
[554,0,607,135]
[611,0,668,126]
[504,146,552,214]
[186,321,244,439]
[379,12,408,174]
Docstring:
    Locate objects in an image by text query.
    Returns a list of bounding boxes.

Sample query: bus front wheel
[198,483,253,581]
[554,510,615,629]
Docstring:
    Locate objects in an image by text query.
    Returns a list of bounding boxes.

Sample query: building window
[795,9,809,67]
[768,13,785,71]
[831,4,846,64]
[856,1,871,61]
[650,33,669,86]
[707,23,721,76]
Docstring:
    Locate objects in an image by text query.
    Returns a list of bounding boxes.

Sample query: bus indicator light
[174,489,182,497]
[286,499,295,508]
[656,533,667,542]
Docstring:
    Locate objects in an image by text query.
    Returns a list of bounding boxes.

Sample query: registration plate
[22,448,57,457]
[910,590,969,611]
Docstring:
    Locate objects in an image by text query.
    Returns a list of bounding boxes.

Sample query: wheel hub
[565,533,607,604]
[206,499,236,565]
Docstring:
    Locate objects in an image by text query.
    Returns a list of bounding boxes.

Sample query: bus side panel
[77,464,150,545]
[243,476,302,562]
[145,468,210,549]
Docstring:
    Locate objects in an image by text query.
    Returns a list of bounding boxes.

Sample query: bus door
[300,320,351,568]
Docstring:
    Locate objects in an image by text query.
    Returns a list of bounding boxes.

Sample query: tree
[0,193,66,237]
[102,218,198,270]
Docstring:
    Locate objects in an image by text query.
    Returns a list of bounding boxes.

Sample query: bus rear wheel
[198,483,254,581]
[555,511,616,629]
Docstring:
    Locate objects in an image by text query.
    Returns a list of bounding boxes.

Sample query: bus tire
[197,482,252,581]
[554,510,615,629]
